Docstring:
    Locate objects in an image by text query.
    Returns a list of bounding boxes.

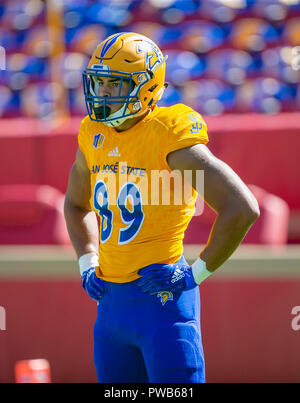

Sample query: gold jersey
[78,103,209,283]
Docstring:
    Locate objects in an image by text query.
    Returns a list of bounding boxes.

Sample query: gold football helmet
[83,32,168,127]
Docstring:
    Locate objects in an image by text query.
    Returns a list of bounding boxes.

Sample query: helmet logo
[137,40,163,72]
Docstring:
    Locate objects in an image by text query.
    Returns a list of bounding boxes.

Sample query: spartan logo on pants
[157,291,173,306]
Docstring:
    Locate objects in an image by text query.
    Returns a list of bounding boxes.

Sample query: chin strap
[105,107,152,128]
[103,105,131,127]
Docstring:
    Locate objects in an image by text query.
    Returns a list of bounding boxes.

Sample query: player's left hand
[137,263,198,295]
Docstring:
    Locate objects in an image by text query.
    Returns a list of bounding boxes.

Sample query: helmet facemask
[83,66,152,127]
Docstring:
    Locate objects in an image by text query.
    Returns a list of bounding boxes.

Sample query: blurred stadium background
[0,0,300,383]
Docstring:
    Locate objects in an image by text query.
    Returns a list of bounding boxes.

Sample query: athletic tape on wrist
[191,257,212,285]
[78,253,99,276]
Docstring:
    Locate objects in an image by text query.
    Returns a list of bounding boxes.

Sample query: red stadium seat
[183,185,290,246]
[0,184,70,245]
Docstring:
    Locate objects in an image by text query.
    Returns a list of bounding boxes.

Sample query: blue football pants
[93,256,205,383]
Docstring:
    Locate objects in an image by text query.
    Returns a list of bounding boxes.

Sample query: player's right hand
[81,267,106,301]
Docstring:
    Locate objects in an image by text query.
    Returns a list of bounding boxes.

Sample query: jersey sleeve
[163,105,209,164]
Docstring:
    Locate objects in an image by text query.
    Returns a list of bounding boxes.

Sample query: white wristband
[78,252,99,276]
[191,258,212,285]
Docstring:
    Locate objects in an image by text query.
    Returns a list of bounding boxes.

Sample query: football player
[64,32,259,383]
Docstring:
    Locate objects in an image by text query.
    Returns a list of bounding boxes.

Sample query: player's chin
[94,104,112,120]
